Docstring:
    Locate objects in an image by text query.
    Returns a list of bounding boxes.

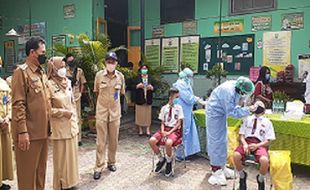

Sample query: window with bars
[230,0,277,15]
[160,0,195,24]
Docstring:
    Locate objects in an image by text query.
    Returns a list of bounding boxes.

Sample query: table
[193,109,310,166]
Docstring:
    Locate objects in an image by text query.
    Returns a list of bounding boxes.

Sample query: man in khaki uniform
[11,37,50,190]
[0,77,13,190]
[65,53,87,146]
[93,51,125,180]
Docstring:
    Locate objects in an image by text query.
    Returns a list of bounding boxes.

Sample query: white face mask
[106,64,116,73]
[57,67,67,78]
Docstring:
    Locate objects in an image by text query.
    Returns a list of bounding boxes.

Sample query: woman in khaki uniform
[0,78,13,190]
[47,57,79,190]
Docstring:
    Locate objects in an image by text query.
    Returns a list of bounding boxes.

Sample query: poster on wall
[183,20,197,35]
[4,41,15,72]
[17,22,47,44]
[298,54,310,79]
[145,39,161,68]
[64,4,75,19]
[214,19,244,33]
[281,12,304,30]
[161,37,179,73]
[180,36,199,73]
[52,35,67,56]
[152,25,164,38]
[263,31,291,76]
[17,48,26,64]
[252,16,272,31]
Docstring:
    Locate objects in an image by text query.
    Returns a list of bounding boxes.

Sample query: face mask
[172,98,179,105]
[106,64,116,73]
[255,106,265,114]
[141,69,148,75]
[57,68,67,78]
[38,54,47,65]
[67,61,75,67]
[265,74,270,81]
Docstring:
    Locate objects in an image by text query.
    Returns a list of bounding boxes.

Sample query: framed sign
[52,35,67,56]
[214,19,244,33]
[180,35,199,73]
[64,4,75,19]
[4,40,16,72]
[145,39,161,68]
[281,12,304,30]
[17,22,47,45]
[252,16,272,31]
[183,20,197,35]
[152,25,164,38]
[263,31,291,76]
[161,37,179,73]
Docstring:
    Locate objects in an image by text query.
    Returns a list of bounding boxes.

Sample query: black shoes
[165,162,173,177]
[0,184,10,190]
[93,171,101,180]
[239,171,248,190]
[108,165,117,172]
[256,174,265,190]
[155,158,166,173]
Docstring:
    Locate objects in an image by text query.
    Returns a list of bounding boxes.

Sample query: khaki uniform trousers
[94,119,120,172]
[15,139,48,190]
[0,131,13,186]
[52,135,79,190]
[75,98,82,142]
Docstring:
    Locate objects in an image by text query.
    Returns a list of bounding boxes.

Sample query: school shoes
[108,165,117,172]
[208,169,227,186]
[155,158,166,173]
[256,174,265,190]
[239,171,247,190]
[0,184,10,190]
[165,162,173,177]
[93,171,101,180]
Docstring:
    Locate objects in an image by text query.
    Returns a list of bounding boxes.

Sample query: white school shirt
[158,104,184,127]
[239,115,276,142]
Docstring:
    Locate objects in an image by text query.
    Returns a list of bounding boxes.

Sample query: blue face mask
[172,98,179,105]
[265,74,270,81]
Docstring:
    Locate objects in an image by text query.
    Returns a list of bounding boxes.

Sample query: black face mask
[67,61,75,67]
[38,54,47,65]
[255,106,265,115]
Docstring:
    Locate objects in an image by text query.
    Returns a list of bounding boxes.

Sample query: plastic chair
[232,153,273,190]
[151,129,186,176]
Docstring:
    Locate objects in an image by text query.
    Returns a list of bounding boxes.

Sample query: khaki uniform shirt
[94,69,125,122]
[47,80,79,140]
[66,67,87,100]
[11,61,50,142]
[0,78,11,134]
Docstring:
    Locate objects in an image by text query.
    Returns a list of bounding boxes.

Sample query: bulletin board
[199,34,255,75]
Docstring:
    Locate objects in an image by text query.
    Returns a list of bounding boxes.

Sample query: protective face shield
[235,76,255,96]
[57,67,67,78]
[183,68,194,86]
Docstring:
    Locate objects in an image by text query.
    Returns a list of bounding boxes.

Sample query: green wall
[128,0,310,97]
[0,0,104,76]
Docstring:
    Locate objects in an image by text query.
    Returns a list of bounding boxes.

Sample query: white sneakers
[208,169,227,186]
[223,167,235,179]
[208,167,235,186]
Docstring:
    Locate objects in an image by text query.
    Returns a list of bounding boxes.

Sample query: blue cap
[105,51,118,61]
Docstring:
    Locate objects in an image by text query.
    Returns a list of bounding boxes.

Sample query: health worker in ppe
[206,76,257,186]
[173,68,202,159]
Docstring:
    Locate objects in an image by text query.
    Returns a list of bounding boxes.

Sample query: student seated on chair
[233,101,275,190]
[149,87,184,177]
